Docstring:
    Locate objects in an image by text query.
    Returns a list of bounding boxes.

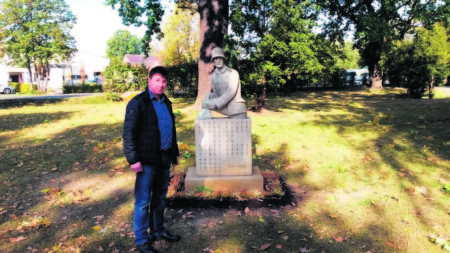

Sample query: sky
[65,0,174,75]
[66,0,147,58]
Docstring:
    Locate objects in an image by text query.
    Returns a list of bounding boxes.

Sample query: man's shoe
[155,231,181,242]
[136,242,159,253]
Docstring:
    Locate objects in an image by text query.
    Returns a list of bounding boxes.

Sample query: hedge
[63,84,103,94]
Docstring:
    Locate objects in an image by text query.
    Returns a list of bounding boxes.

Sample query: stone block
[195,118,252,176]
[184,166,263,194]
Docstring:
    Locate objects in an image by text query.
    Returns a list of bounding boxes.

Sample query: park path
[0,93,100,101]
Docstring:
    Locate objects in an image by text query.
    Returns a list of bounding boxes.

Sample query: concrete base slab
[184,166,264,194]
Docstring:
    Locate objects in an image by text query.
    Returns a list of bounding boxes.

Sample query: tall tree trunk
[35,65,42,92]
[429,77,434,99]
[43,64,49,92]
[195,0,229,107]
[26,59,33,90]
[370,63,383,89]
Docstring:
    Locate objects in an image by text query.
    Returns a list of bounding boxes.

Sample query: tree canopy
[382,23,450,97]
[106,30,144,60]
[106,0,229,105]
[105,0,166,56]
[0,0,76,91]
[314,0,449,89]
[154,7,200,66]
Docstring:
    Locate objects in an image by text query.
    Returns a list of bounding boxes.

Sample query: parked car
[0,84,15,94]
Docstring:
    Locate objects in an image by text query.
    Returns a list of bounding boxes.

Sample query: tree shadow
[0,112,75,132]
[0,98,69,109]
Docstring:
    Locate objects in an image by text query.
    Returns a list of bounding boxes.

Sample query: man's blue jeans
[134,154,171,246]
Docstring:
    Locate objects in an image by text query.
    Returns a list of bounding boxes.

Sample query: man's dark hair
[148,66,168,79]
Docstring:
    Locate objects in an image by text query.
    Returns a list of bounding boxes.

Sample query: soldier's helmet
[211,47,225,60]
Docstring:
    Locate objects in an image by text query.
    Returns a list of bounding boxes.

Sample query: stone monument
[184,48,263,194]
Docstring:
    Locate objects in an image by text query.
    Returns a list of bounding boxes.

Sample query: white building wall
[0,64,9,85]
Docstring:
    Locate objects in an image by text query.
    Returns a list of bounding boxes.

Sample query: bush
[106,91,121,101]
[63,84,103,94]
[103,58,148,93]
[20,83,32,94]
[9,82,20,92]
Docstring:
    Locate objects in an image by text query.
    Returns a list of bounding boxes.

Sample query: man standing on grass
[123,66,181,253]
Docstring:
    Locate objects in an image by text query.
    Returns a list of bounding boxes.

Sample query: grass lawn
[0,88,449,253]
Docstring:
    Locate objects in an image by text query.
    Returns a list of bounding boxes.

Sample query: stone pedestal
[185,166,263,194]
[184,118,263,194]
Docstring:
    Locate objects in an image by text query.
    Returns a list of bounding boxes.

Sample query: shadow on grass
[1,91,449,252]
[0,112,76,131]
[0,118,138,252]
[0,98,69,109]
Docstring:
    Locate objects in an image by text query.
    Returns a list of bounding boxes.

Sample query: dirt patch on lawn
[167,176,301,210]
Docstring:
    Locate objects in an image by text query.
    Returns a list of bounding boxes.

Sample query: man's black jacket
[123,89,179,166]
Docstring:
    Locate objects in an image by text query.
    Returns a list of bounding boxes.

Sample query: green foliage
[19,83,37,94]
[248,1,338,94]
[314,0,449,87]
[103,58,148,93]
[165,63,199,98]
[195,186,213,194]
[62,84,103,94]
[0,0,77,92]
[105,91,121,102]
[335,42,362,70]
[152,7,199,98]
[155,7,199,66]
[382,23,450,97]
[430,235,450,252]
[8,82,20,92]
[443,184,450,194]
[230,0,273,54]
[106,30,144,60]
[105,0,165,55]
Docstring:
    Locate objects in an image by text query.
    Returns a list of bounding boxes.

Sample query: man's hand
[173,156,180,166]
[130,162,143,173]
[202,100,216,110]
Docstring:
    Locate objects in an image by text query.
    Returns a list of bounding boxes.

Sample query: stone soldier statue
[199,47,247,119]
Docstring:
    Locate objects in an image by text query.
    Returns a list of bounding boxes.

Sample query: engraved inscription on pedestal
[195,118,252,176]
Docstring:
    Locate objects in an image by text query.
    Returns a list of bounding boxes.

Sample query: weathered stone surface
[184,166,264,194]
[195,118,252,176]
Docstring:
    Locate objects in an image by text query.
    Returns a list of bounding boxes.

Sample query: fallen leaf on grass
[299,247,309,253]
[277,230,284,234]
[78,235,86,241]
[17,161,24,167]
[128,247,136,252]
[283,236,288,241]
[386,241,395,248]
[260,243,271,250]
[335,236,344,242]
[93,215,104,221]
[10,236,27,243]
[275,244,282,249]
[405,187,414,193]
[98,246,104,251]
[109,242,116,247]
